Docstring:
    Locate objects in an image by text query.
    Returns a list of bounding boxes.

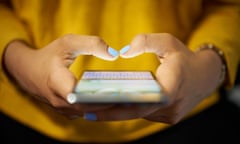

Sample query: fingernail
[120,45,130,55]
[84,113,97,121]
[67,93,77,104]
[108,47,119,57]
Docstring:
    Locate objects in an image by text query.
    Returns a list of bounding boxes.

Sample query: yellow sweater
[0,0,240,143]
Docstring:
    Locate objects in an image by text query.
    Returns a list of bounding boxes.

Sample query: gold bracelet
[196,43,227,86]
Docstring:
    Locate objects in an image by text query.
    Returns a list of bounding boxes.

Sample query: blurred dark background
[1,65,240,144]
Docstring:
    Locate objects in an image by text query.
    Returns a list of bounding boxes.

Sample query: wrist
[3,40,35,80]
[196,43,226,86]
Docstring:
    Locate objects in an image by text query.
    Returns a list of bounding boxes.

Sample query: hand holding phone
[67,71,168,104]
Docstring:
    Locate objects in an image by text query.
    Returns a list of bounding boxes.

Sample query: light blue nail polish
[108,47,119,57]
[120,45,130,55]
[84,113,97,121]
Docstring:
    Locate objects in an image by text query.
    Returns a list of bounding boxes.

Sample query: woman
[0,0,240,143]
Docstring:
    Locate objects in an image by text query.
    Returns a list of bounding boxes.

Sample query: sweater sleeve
[0,4,30,81]
[187,0,240,88]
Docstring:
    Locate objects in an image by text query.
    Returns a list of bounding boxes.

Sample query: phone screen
[67,71,167,104]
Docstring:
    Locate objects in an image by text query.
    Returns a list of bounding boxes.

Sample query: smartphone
[67,71,168,104]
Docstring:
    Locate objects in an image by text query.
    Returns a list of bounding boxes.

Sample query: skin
[3,33,223,123]
[3,34,116,118]
[92,33,223,123]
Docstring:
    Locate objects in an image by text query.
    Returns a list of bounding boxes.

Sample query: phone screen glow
[68,71,167,103]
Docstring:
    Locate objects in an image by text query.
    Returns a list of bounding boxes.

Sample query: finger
[48,66,77,100]
[49,69,115,110]
[144,115,176,124]
[155,60,184,104]
[144,103,183,124]
[58,34,118,61]
[46,91,86,118]
[46,91,113,119]
[120,33,183,58]
[83,104,160,121]
[72,103,115,112]
[54,108,83,120]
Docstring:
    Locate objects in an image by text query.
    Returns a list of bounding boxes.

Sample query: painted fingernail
[84,113,97,121]
[120,45,130,55]
[67,93,77,104]
[108,47,119,57]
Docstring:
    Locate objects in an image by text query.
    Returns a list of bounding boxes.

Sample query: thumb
[48,66,77,100]
[58,34,119,61]
[119,33,181,58]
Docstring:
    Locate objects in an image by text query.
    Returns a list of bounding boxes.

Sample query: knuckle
[91,36,106,46]
[164,113,181,124]
[165,117,180,124]
[61,34,76,42]
[131,34,147,50]
[161,33,173,38]
[161,33,176,43]
[59,34,76,47]
[51,100,64,109]
[133,34,147,45]
[161,33,182,50]
[135,34,147,41]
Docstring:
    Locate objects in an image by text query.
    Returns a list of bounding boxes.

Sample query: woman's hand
[3,34,118,119]
[83,33,223,124]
